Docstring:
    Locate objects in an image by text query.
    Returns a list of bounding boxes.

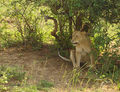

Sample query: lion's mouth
[72,42,78,45]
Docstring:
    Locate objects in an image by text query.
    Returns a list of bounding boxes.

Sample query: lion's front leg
[70,50,76,67]
[90,54,95,67]
[76,51,81,68]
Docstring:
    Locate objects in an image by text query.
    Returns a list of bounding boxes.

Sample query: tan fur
[70,31,95,68]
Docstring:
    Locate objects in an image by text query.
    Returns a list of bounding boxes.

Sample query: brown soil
[0,45,119,92]
[0,45,72,87]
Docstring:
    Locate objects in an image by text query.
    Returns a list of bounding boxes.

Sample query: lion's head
[71,31,87,46]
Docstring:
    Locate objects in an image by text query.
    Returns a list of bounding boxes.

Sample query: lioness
[58,31,95,68]
[70,31,95,68]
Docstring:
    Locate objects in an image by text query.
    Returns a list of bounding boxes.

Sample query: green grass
[37,80,54,92]
[12,85,39,92]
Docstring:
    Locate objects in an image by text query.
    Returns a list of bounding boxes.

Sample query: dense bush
[0,0,49,49]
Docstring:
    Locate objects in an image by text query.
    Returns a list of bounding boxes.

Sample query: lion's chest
[76,44,91,56]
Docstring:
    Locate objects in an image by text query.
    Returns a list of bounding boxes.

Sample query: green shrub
[0,65,26,91]
[0,65,26,81]
[86,23,120,85]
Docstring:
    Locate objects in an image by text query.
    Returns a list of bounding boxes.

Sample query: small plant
[69,69,82,86]
[0,72,9,91]
[37,80,54,92]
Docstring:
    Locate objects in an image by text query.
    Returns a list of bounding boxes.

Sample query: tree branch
[44,16,59,39]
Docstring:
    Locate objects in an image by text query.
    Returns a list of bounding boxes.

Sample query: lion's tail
[58,50,71,62]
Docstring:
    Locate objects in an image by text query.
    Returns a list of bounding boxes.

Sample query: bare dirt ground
[0,45,119,92]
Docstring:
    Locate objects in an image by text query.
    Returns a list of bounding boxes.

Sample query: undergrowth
[0,65,54,92]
